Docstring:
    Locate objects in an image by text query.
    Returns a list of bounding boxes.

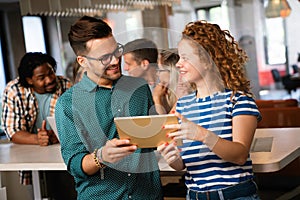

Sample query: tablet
[114,114,182,148]
[47,116,60,142]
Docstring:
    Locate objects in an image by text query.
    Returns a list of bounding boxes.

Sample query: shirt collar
[78,72,120,92]
[78,73,98,92]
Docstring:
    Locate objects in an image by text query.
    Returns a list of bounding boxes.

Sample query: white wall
[286,0,300,67]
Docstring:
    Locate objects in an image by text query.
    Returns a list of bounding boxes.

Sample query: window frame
[264,17,287,66]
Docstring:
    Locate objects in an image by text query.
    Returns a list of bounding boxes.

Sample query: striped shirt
[1,76,72,139]
[176,89,260,192]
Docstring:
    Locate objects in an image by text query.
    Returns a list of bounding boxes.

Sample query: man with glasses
[82,43,124,66]
[55,16,163,199]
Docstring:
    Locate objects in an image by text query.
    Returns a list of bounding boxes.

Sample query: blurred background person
[72,59,86,84]
[123,38,158,91]
[153,49,195,114]
[65,59,86,84]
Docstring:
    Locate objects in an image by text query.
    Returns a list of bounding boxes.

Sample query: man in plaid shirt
[1,52,72,185]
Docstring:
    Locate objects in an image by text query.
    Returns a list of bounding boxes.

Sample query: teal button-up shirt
[55,74,163,200]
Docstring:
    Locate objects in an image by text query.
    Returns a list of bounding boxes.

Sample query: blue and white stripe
[176,89,260,192]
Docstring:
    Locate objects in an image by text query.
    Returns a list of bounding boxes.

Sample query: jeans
[187,193,261,200]
[186,179,261,200]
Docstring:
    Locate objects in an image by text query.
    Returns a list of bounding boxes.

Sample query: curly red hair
[182,20,252,96]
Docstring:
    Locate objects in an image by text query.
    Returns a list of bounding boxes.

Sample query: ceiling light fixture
[265,0,291,18]
[19,0,181,17]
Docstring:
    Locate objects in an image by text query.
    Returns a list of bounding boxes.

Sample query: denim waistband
[188,179,257,200]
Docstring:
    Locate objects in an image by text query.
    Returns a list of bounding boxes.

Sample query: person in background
[153,49,195,114]
[157,21,261,200]
[1,52,71,146]
[123,38,158,91]
[1,52,73,198]
[55,16,163,199]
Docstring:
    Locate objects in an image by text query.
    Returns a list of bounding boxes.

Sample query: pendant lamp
[265,0,291,18]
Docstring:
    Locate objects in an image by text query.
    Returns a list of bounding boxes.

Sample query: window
[196,5,229,31]
[0,39,6,95]
[264,17,287,65]
[22,16,46,53]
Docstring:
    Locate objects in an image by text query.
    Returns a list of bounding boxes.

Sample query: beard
[88,63,122,84]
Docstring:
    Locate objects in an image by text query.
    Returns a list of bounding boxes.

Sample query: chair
[271,69,283,89]
[271,69,282,82]
[292,64,299,74]
[271,69,300,94]
[281,75,300,94]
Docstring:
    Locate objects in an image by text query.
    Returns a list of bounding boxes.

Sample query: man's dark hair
[68,16,112,55]
[124,38,158,64]
[18,52,57,88]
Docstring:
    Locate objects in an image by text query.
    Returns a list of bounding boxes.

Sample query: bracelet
[97,147,106,164]
[93,148,106,168]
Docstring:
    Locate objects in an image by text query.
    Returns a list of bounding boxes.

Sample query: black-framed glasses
[83,43,124,66]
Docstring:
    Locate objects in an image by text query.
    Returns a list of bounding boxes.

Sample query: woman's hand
[152,82,168,102]
[157,142,185,170]
[164,112,205,142]
[152,82,171,114]
[157,142,180,165]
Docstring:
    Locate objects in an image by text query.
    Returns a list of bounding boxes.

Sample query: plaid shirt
[1,75,72,185]
[1,76,71,138]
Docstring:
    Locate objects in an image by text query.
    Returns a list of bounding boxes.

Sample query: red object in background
[259,70,286,87]
[259,71,273,86]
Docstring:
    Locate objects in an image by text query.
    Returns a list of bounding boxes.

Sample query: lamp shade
[265,0,291,18]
